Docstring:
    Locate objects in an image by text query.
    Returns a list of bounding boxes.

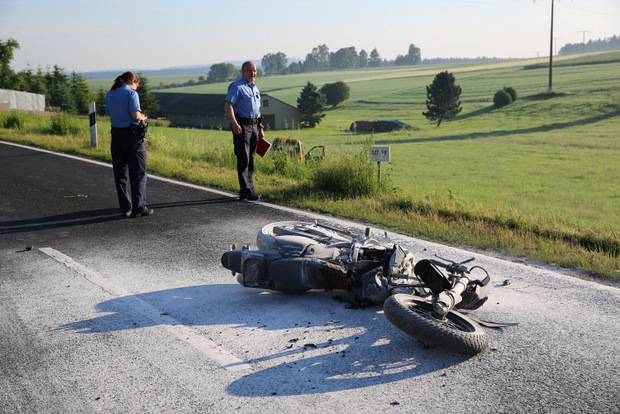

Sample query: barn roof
[153,92,226,116]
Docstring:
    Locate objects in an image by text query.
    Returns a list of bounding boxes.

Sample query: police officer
[225,61,263,200]
[106,71,154,218]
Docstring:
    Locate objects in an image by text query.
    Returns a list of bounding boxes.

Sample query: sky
[1,0,618,74]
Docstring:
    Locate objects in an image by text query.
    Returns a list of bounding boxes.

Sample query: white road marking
[39,247,251,371]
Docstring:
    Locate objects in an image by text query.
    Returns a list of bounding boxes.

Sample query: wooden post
[89,102,97,148]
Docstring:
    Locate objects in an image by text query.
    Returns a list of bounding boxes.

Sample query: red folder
[256,136,271,157]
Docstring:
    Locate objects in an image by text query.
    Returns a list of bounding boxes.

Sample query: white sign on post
[370,145,390,162]
[370,145,390,186]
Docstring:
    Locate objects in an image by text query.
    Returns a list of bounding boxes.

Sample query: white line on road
[39,247,251,371]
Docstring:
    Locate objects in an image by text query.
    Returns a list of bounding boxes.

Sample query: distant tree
[46,65,75,113]
[297,82,327,128]
[286,61,303,74]
[14,66,32,92]
[304,44,330,72]
[95,88,107,116]
[320,81,350,108]
[207,63,238,83]
[395,44,421,66]
[70,72,92,115]
[261,52,287,75]
[369,48,381,67]
[422,71,462,127]
[358,49,368,68]
[559,34,620,54]
[0,38,19,89]
[136,73,159,117]
[330,47,359,70]
[29,68,48,95]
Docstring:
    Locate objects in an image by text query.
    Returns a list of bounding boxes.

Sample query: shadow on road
[58,283,469,396]
[0,197,235,235]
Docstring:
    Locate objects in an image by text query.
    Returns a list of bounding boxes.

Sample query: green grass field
[5,50,620,282]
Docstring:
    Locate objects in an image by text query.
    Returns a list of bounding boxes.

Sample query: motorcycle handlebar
[431,255,476,274]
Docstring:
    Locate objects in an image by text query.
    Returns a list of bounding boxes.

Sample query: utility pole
[577,30,591,53]
[549,0,554,90]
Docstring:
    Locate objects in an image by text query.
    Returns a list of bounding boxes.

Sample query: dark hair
[111,71,138,90]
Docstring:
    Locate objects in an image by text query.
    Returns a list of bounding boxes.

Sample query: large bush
[504,86,517,102]
[493,90,512,108]
[2,112,24,129]
[49,112,82,135]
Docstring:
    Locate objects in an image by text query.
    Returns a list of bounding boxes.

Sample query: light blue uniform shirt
[105,84,141,128]
[226,77,261,119]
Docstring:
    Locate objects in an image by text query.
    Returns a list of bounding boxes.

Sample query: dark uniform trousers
[233,123,259,196]
[111,127,148,214]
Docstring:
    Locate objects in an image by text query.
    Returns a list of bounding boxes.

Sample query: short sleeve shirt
[105,84,141,128]
[226,77,261,119]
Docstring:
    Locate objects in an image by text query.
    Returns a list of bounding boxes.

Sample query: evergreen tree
[95,89,107,116]
[136,73,159,117]
[70,72,91,115]
[320,81,350,108]
[15,66,33,92]
[422,71,462,127]
[369,48,381,67]
[46,65,75,113]
[30,67,48,96]
[297,82,326,128]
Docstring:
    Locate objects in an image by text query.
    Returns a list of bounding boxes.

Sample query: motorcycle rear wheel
[383,294,488,355]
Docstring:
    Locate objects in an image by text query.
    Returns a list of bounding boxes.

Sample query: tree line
[0,38,159,117]
[262,43,421,76]
[157,43,423,88]
[559,35,620,55]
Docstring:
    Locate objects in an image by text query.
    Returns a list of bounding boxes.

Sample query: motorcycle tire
[383,294,488,355]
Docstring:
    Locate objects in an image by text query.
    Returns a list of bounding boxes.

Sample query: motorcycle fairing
[414,259,452,294]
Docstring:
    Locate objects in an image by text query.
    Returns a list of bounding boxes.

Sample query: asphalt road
[1,140,618,413]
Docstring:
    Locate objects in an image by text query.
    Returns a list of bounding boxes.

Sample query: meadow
[3,51,619,282]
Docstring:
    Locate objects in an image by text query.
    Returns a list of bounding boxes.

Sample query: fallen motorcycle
[221,221,515,355]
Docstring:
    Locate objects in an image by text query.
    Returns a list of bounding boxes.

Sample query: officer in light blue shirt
[106,82,141,128]
[105,71,153,218]
[225,61,264,200]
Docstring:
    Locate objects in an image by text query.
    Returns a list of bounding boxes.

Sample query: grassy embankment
[2,51,619,282]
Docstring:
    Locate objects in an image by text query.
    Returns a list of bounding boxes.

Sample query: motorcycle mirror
[365,227,371,238]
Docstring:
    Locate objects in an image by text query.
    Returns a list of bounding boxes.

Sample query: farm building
[153,92,300,130]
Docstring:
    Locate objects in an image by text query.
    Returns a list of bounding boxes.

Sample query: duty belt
[237,117,260,125]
